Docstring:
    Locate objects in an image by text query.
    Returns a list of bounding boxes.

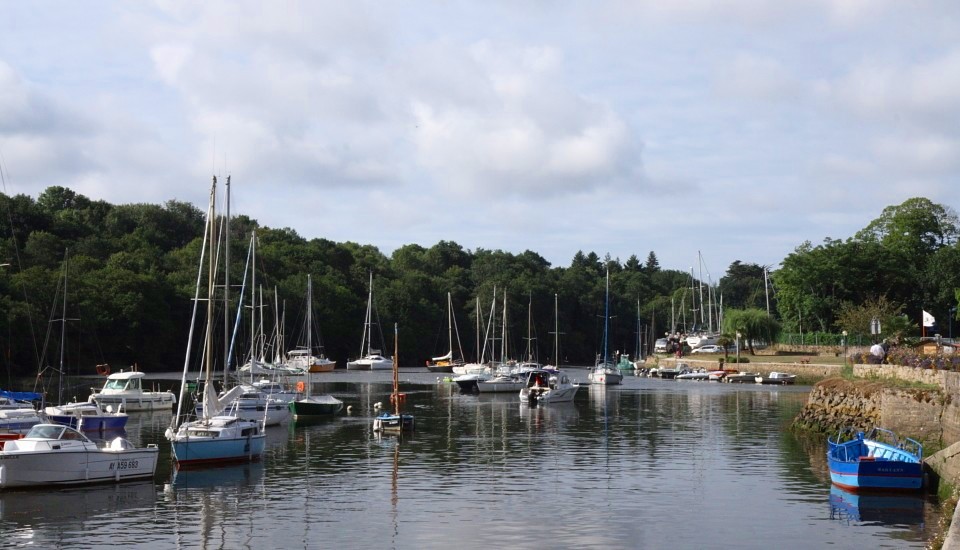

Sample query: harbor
[0,368,942,548]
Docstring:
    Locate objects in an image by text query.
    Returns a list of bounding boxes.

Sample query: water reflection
[829,485,926,526]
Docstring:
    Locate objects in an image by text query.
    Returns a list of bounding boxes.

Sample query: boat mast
[603,267,610,366]
[362,272,373,357]
[500,291,508,365]
[525,294,533,363]
[447,292,453,357]
[204,177,217,414]
[393,322,399,416]
[250,230,257,373]
[475,295,481,363]
[223,175,230,386]
[306,274,312,398]
[57,249,69,405]
[698,253,705,329]
[553,293,559,367]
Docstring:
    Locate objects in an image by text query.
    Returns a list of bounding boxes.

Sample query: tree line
[0,187,957,386]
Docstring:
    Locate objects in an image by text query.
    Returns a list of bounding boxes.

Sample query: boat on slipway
[89,371,176,412]
[827,428,924,491]
[0,423,158,489]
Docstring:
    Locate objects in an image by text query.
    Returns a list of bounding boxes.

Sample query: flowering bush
[852,347,960,371]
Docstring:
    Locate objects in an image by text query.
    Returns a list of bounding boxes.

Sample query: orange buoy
[96,364,111,376]
[296,381,305,392]
[389,393,407,403]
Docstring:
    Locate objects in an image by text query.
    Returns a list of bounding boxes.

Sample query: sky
[1,1,958,281]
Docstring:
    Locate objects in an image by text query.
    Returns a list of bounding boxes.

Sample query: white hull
[588,366,623,385]
[346,356,394,371]
[89,371,176,412]
[476,378,525,393]
[0,424,158,488]
[452,363,489,375]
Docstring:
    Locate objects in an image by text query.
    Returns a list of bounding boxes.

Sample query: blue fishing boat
[827,428,923,491]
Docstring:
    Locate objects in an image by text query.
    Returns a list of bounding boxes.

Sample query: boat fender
[296,381,305,393]
[346,405,353,413]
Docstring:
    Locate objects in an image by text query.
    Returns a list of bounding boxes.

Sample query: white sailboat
[588,267,623,385]
[166,176,266,468]
[426,292,465,373]
[289,274,344,418]
[286,275,336,373]
[346,272,394,371]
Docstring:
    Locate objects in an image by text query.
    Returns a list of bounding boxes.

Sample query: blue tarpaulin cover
[0,390,43,402]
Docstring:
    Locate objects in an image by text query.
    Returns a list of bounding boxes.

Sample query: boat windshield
[25,424,65,439]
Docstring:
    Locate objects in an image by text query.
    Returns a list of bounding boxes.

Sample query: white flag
[922,310,935,327]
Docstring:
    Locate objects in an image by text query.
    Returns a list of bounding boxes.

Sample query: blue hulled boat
[827,428,923,491]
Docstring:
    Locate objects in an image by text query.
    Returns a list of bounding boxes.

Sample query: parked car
[654,338,669,353]
[691,344,724,354]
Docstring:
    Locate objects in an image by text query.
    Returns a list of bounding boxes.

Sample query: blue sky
[1,1,958,278]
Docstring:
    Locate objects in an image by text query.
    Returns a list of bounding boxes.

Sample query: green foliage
[723,308,781,354]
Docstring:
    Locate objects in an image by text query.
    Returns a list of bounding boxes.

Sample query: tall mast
[526,294,533,363]
[363,272,373,356]
[58,249,69,405]
[698,252,705,328]
[764,266,771,316]
[603,267,610,366]
[447,292,453,356]
[223,175,230,386]
[306,274,312,398]
[205,176,217,390]
[475,295,481,363]
[500,291,508,365]
[250,230,257,372]
[553,293,559,367]
[393,322,399,416]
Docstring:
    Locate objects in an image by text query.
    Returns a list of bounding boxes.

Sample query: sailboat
[588,267,624,385]
[289,276,344,418]
[43,250,128,432]
[426,293,465,373]
[166,176,266,468]
[373,323,414,432]
[286,275,336,373]
[346,272,394,371]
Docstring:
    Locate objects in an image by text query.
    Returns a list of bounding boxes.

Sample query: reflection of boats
[347,273,394,371]
[0,423,158,488]
[89,371,176,412]
[519,369,579,404]
[374,324,414,432]
[0,480,156,523]
[828,485,926,524]
[588,268,623,386]
[168,461,265,490]
[827,427,923,491]
[755,372,796,385]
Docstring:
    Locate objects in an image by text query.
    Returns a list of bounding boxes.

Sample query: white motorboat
[0,423,158,488]
[519,369,580,404]
[476,373,526,393]
[675,370,710,381]
[756,372,797,385]
[89,370,176,412]
[251,379,302,403]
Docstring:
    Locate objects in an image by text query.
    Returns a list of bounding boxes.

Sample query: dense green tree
[723,308,781,354]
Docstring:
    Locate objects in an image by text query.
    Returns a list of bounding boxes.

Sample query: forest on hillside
[1,187,958,387]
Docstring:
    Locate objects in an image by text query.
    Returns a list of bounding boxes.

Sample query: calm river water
[0,369,943,549]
